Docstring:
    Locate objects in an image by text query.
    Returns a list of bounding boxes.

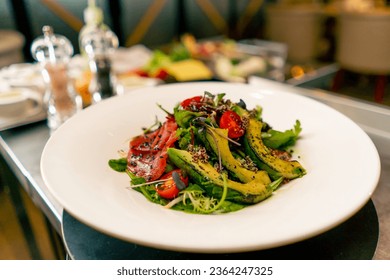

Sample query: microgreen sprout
[142,116,161,134]
[126,178,170,189]
[157,103,173,116]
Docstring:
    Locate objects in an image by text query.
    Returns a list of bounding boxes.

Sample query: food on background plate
[181,34,269,82]
[122,47,212,82]
[214,55,267,83]
[163,59,212,82]
[109,91,306,214]
[181,34,238,60]
[121,34,268,83]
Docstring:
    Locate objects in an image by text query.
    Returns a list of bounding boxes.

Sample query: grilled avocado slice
[243,118,306,180]
[167,148,283,204]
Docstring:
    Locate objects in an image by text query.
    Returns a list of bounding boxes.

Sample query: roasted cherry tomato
[156,169,188,199]
[180,96,203,110]
[219,110,245,138]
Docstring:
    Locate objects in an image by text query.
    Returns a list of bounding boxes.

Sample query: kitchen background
[1,0,269,59]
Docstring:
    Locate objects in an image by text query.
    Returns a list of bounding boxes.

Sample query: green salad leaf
[174,108,204,128]
[109,92,306,215]
[262,120,302,150]
[108,158,128,172]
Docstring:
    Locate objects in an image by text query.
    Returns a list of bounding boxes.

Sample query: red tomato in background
[180,96,203,110]
[219,110,245,138]
[153,69,168,80]
[156,169,189,199]
[131,69,149,77]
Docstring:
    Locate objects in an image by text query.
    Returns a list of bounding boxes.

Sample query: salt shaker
[31,26,82,132]
[80,23,119,103]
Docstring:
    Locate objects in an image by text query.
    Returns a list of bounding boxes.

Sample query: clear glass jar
[81,25,119,103]
[31,26,82,132]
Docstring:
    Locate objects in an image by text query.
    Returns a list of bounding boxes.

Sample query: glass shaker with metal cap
[31,25,82,132]
[80,22,119,103]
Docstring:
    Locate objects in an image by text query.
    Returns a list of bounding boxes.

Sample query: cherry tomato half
[156,169,188,199]
[180,96,203,110]
[219,110,245,138]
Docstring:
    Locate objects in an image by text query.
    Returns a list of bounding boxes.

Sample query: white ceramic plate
[0,63,44,89]
[0,88,45,131]
[41,82,380,253]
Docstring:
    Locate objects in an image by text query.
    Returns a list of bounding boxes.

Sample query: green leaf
[214,93,226,106]
[294,119,302,135]
[176,127,192,150]
[174,108,203,128]
[253,105,263,120]
[126,170,146,185]
[108,158,127,172]
[262,120,302,150]
[204,91,215,99]
[169,44,191,61]
[184,184,206,193]
[216,201,246,213]
[135,185,167,205]
[184,183,246,213]
[144,50,171,74]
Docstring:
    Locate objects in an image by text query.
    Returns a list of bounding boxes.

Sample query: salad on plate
[109,91,306,214]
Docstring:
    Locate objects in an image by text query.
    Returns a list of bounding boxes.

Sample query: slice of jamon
[129,129,160,153]
[127,117,178,181]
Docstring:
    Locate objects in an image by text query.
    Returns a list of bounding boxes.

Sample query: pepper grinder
[80,23,119,103]
[31,26,82,132]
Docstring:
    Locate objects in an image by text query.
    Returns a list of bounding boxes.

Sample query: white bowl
[0,88,42,118]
